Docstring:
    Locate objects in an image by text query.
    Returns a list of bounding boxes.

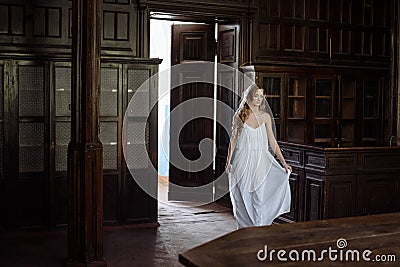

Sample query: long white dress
[229,122,291,228]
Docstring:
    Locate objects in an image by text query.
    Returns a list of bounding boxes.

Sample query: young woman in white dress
[225,84,292,228]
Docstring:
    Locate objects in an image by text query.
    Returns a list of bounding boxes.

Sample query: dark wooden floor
[0,202,237,267]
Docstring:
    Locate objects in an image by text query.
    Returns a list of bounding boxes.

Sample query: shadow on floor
[0,202,236,267]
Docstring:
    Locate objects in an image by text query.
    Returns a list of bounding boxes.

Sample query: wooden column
[67,0,106,266]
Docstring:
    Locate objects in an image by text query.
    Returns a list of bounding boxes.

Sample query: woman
[225,84,292,228]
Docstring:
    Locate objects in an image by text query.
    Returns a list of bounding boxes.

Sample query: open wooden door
[215,20,240,202]
[169,24,215,202]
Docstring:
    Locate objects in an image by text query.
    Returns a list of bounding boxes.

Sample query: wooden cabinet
[275,148,305,223]
[0,61,50,228]
[244,0,397,225]
[252,67,386,148]
[278,142,400,222]
[254,0,393,67]
[0,58,160,229]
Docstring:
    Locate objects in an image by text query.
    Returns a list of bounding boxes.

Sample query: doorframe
[149,10,245,205]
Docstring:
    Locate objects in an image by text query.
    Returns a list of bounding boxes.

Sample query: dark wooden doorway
[169,24,215,202]
[215,20,240,202]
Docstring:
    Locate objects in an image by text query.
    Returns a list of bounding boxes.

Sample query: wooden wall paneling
[103,173,118,225]
[358,150,400,172]
[281,145,303,167]
[325,153,358,174]
[304,173,324,221]
[10,4,25,36]
[138,4,149,58]
[356,174,400,216]
[0,3,25,36]
[325,175,356,219]
[269,96,307,224]
[0,5,8,34]
[280,170,303,223]
[0,0,139,57]
[0,0,71,54]
[254,0,393,67]
[304,150,325,172]
[102,1,138,57]
[145,0,254,17]
[257,0,281,52]
[33,6,62,38]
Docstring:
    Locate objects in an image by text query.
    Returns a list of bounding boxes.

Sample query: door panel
[169,24,215,202]
[215,21,240,201]
[124,64,158,223]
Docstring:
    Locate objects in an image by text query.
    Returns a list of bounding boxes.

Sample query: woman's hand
[283,163,292,174]
[225,162,232,173]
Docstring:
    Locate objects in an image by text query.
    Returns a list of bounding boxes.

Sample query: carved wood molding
[141,0,256,16]
[0,0,138,57]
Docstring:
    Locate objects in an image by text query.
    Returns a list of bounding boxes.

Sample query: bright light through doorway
[150,17,217,204]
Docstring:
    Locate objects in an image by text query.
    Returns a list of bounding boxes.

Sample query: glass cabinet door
[361,79,381,146]
[18,63,46,175]
[314,77,335,146]
[287,76,306,143]
[54,64,71,174]
[261,75,282,140]
[340,78,356,147]
[100,65,119,171]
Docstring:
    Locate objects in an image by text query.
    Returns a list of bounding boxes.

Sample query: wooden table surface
[179,213,400,266]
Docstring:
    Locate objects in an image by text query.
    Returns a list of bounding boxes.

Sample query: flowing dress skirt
[229,123,291,228]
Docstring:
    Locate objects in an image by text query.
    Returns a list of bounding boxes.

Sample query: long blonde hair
[232,84,266,138]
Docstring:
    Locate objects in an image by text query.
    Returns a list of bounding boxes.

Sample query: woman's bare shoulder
[233,113,241,122]
[259,112,271,122]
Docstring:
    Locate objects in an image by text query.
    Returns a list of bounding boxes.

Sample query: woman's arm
[225,129,238,173]
[264,114,292,173]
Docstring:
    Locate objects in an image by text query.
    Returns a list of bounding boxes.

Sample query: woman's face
[249,89,264,107]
